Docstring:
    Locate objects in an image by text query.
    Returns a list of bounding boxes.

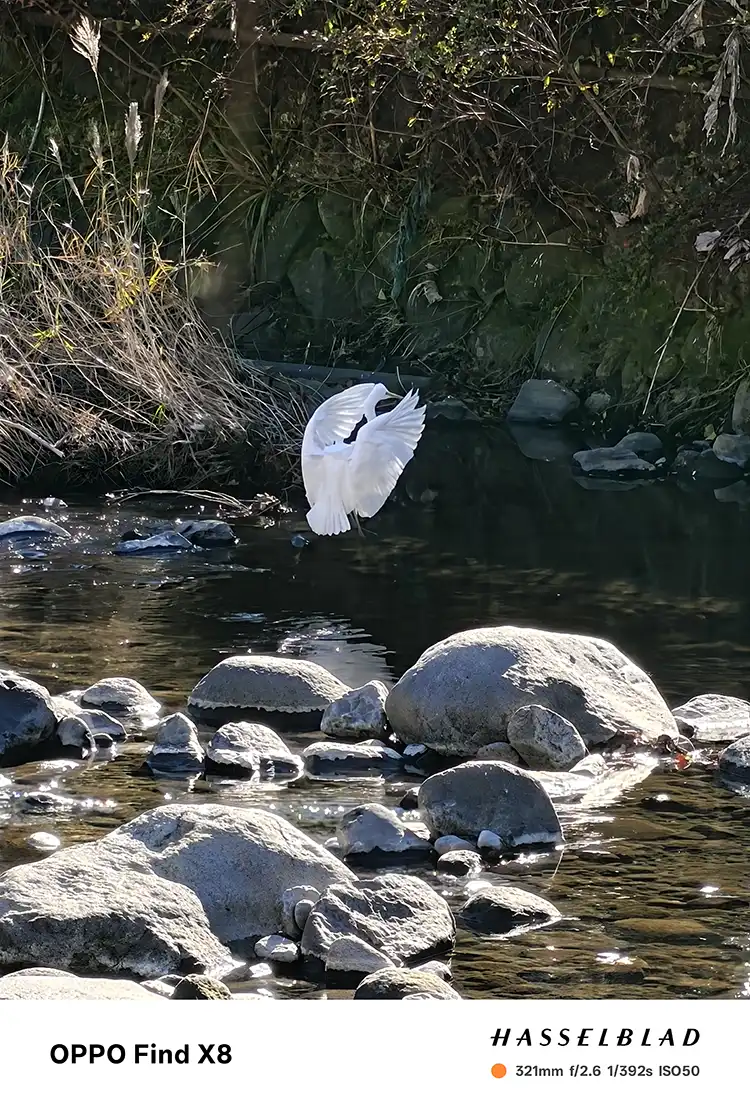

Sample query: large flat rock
[386,625,677,756]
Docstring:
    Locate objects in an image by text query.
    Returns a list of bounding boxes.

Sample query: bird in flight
[301,382,426,535]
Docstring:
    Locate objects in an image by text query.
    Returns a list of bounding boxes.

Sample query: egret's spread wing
[302,383,379,508]
[346,390,426,518]
[304,384,379,449]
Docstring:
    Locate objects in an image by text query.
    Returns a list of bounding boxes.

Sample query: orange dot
[491,1063,507,1079]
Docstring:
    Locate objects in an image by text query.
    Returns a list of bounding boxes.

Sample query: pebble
[27,832,61,852]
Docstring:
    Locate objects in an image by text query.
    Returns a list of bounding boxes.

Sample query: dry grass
[0,17,306,491]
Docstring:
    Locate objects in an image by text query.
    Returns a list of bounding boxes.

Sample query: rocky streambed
[1,446,749,1001]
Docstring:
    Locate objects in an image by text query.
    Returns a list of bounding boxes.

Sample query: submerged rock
[507,704,588,770]
[170,975,233,1000]
[0,846,234,978]
[336,803,431,858]
[418,761,563,846]
[114,532,195,555]
[320,680,389,740]
[80,677,161,718]
[301,874,455,969]
[458,886,561,934]
[573,446,656,477]
[353,967,461,1000]
[146,713,205,775]
[188,655,350,716]
[673,694,750,743]
[206,721,302,777]
[302,740,401,779]
[718,736,750,781]
[507,379,579,424]
[0,516,71,541]
[0,673,57,765]
[176,519,237,547]
[386,625,677,756]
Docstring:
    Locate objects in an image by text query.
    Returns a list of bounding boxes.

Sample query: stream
[1,421,749,999]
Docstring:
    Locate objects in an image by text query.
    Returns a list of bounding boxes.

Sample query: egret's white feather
[301,383,383,510]
[346,390,426,519]
[300,383,425,535]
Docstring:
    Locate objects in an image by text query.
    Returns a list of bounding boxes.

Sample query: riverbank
[3,3,750,492]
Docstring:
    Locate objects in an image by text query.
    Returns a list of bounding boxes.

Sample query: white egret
[301,381,426,535]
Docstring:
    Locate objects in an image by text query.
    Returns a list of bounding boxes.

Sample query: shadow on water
[1,421,750,999]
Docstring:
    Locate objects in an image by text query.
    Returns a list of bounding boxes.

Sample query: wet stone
[718,736,750,781]
[320,680,389,740]
[115,532,195,555]
[437,850,483,877]
[302,741,402,779]
[206,721,302,778]
[458,886,561,934]
[336,803,431,858]
[176,519,237,547]
[506,704,588,771]
[146,713,205,775]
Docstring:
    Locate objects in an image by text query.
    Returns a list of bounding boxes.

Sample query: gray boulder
[386,625,677,756]
[188,655,349,714]
[673,694,750,743]
[336,803,431,857]
[418,761,563,846]
[101,803,353,942]
[325,935,395,975]
[573,446,655,476]
[507,704,588,770]
[507,380,579,424]
[146,713,205,775]
[354,967,461,999]
[459,885,561,934]
[254,935,299,963]
[320,680,389,740]
[718,736,750,781]
[0,673,57,764]
[80,677,161,717]
[713,432,750,468]
[0,844,235,978]
[301,874,455,968]
[206,721,302,777]
[303,740,401,779]
[0,970,160,1000]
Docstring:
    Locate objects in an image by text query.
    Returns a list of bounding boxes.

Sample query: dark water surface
[1,423,750,1000]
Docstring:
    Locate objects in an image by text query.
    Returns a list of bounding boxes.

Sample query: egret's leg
[352,513,364,537]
